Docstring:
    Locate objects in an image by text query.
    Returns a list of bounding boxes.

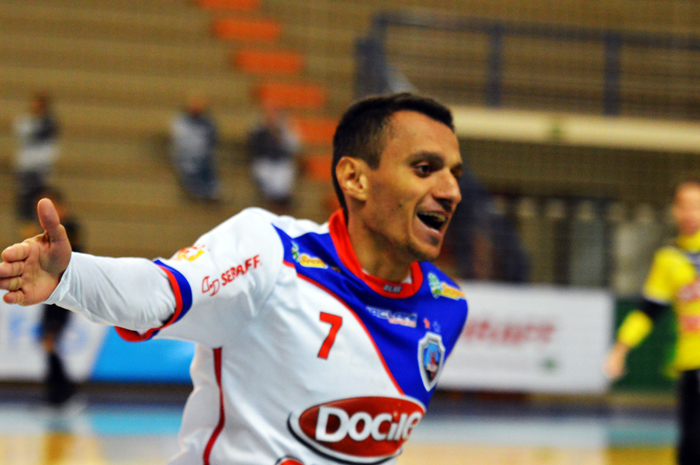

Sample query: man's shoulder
[211,208,328,240]
[653,245,690,269]
[419,262,461,287]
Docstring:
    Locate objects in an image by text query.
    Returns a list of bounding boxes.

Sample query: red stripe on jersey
[115,264,185,342]
[295,273,405,396]
[327,210,423,299]
[204,347,225,465]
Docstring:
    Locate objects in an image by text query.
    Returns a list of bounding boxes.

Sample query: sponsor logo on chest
[288,396,425,464]
[680,314,700,333]
[366,306,417,328]
[678,279,700,302]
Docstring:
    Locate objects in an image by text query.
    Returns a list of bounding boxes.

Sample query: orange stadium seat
[299,151,340,215]
[233,50,304,75]
[290,116,337,145]
[255,82,327,109]
[211,18,281,41]
[300,152,333,182]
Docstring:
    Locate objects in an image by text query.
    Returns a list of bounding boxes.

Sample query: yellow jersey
[620,229,700,371]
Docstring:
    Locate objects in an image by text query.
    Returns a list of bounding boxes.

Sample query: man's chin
[407,243,442,263]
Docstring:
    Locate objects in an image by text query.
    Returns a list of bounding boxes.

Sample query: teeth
[420,212,446,223]
[418,212,447,230]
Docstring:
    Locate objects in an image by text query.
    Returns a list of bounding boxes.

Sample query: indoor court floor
[0,396,677,465]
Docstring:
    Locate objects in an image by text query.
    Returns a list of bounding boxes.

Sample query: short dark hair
[673,178,700,198]
[331,92,455,213]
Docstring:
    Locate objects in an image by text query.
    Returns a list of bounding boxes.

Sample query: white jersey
[48,208,468,465]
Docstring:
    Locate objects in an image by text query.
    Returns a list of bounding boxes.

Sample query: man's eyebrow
[406,151,445,165]
[407,152,463,174]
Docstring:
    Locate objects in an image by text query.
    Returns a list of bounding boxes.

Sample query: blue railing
[357,11,700,116]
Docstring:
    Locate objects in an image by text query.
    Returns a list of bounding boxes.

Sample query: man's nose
[435,171,462,211]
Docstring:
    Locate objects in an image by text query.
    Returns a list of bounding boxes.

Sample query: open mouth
[417,212,448,232]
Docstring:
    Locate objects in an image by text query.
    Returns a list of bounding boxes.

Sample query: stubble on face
[361,111,462,268]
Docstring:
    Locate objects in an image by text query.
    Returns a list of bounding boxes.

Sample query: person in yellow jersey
[605,180,700,465]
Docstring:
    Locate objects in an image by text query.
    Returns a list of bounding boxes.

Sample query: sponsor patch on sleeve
[173,245,207,262]
[427,273,465,300]
[292,241,328,269]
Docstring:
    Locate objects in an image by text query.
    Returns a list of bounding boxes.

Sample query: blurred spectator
[14,91,59,237]
[248,102,301,213]
[606,180,700,464]
[447,169,529,282]
[170,94,220,202]
[35,187,82,407]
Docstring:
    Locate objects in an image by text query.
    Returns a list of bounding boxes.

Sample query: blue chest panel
[274,227,468,407]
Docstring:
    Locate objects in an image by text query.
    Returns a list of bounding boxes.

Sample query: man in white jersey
[0,93,468,465]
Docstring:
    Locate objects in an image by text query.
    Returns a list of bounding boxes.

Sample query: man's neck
[345,214,412,283]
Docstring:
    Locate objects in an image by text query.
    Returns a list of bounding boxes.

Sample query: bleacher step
[291,116,337,145]
[196,0,261,11]
[212,17,282,42]
[255,82,327,110]
[0,98,258,142]
[233,49,304,75]
[0,65,252,110]
[0,2,212,45]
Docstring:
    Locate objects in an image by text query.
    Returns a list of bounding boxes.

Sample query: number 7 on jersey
[318,312,342,359]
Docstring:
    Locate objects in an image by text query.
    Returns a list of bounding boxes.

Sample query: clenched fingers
[0,259,25,280]
[1,243,30,263]
[1,289,24,305]
[0,276,23,292]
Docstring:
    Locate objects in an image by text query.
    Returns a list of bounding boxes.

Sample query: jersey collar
[677,229,700,253]
[328,209,423,299]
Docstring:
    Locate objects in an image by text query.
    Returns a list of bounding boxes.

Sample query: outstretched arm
[604,341,631,380]
[2,199,176,331]
[0,199,71,305]
[603,300,667,381]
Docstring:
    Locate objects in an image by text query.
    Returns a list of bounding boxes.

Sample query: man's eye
[415,164,431,176]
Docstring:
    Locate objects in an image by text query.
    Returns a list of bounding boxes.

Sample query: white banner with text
[439,283,614,393]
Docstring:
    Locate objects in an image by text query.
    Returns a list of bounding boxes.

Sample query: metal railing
[357,11,700,117]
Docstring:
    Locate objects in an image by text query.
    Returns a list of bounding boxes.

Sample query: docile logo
[288,396,425,464]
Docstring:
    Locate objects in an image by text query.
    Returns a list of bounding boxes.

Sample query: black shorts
[678,369,700,465]
[40,304,71,340]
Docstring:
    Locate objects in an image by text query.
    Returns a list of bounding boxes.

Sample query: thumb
[37,198,68,243]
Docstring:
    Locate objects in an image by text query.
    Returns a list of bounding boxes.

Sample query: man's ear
[336,157,369,204]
